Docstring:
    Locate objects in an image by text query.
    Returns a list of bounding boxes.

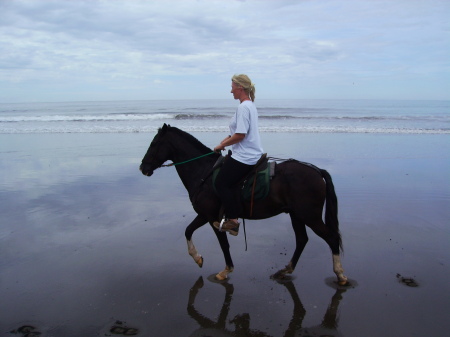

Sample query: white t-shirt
[229,100,264,165]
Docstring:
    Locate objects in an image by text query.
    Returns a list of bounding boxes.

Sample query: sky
[0,0,449,103]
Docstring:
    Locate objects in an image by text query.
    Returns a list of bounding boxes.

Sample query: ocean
[0,99,448,134]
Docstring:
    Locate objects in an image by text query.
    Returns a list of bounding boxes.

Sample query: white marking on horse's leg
[332,254,348,285]
[187,239,203,268]
[215,265,234,281]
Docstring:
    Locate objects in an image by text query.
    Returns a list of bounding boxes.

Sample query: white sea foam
[0,125,447,134]
[0,113,176,123]
[0,99,448,134]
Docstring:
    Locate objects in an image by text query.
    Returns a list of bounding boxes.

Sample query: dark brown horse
[140,124,348,284]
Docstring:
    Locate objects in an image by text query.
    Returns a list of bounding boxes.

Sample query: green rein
[161,151,216,167]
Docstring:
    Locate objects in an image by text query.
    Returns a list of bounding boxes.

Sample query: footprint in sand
[109,320,139,336]
[396,273,419,287]
[9,325,41,336]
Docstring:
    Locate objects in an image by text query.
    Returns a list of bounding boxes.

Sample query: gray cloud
[0,0,448,101]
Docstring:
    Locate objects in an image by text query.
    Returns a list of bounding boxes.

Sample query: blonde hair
[232,74,255,102]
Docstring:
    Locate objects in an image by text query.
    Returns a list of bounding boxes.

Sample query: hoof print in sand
[109,320,139,336]
[10,325,41,336]
[396,273,419,287]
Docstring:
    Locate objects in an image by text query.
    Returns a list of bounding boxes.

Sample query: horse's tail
[320,169,343,252]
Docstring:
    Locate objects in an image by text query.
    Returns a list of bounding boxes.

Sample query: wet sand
[0,132,449,336]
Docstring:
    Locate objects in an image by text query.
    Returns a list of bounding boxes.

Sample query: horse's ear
[162,123,168,132]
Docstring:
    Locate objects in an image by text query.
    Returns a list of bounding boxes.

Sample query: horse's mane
[167,125,213,153]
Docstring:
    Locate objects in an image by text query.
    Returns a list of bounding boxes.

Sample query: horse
[139,124,348,285]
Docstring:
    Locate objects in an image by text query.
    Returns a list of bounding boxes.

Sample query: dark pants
[215,156,252,219]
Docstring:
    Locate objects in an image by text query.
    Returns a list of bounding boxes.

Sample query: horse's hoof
[215,266,233,281]
[270,271,283,280]
[337,275,350,286]
[215,273,227,281]
[271,263,294,280]
[271,270,288,280]
[196,256,203,268]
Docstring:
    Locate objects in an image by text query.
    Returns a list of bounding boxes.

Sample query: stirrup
[213,219,240,236]
[218,218,226,231]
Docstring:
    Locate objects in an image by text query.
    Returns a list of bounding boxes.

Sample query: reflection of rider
[213,74,264,236]
[187,277,346,337]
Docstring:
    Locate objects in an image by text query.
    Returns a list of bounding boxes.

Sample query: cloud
[0,0,449,101]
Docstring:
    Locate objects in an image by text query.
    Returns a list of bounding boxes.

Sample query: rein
[161,151,216,167]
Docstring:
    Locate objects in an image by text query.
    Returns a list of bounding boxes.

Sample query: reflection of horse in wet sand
[140,125,348,284]
[187,277,345,337]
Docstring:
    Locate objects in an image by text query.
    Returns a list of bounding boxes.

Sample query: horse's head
[140,124,173,177]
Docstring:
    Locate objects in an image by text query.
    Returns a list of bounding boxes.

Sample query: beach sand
[0,132,449,336]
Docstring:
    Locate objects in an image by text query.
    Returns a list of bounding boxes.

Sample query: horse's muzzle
[139,163,154,177]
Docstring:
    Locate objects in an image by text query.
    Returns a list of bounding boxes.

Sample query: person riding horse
[213,74,264,236]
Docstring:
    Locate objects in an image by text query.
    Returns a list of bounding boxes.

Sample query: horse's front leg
[211,222,234,281]
[185,215,208,268]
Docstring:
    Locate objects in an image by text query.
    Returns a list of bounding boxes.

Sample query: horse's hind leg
[307,218,348,285]
[185,215,207,268]
[332,254,347,285]
[272,213,308,279]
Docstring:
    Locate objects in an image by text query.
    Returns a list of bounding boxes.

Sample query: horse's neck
[175,162,208,199]
[169,136,213,198]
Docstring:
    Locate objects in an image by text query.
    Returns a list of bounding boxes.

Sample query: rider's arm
[214,133,245,152]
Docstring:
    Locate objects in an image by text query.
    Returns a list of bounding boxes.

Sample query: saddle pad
[213,161,274,201]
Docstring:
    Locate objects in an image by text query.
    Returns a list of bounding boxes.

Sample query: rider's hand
[214,145,224,153]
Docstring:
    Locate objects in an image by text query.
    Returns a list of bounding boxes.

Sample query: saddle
[212,153,275,206]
